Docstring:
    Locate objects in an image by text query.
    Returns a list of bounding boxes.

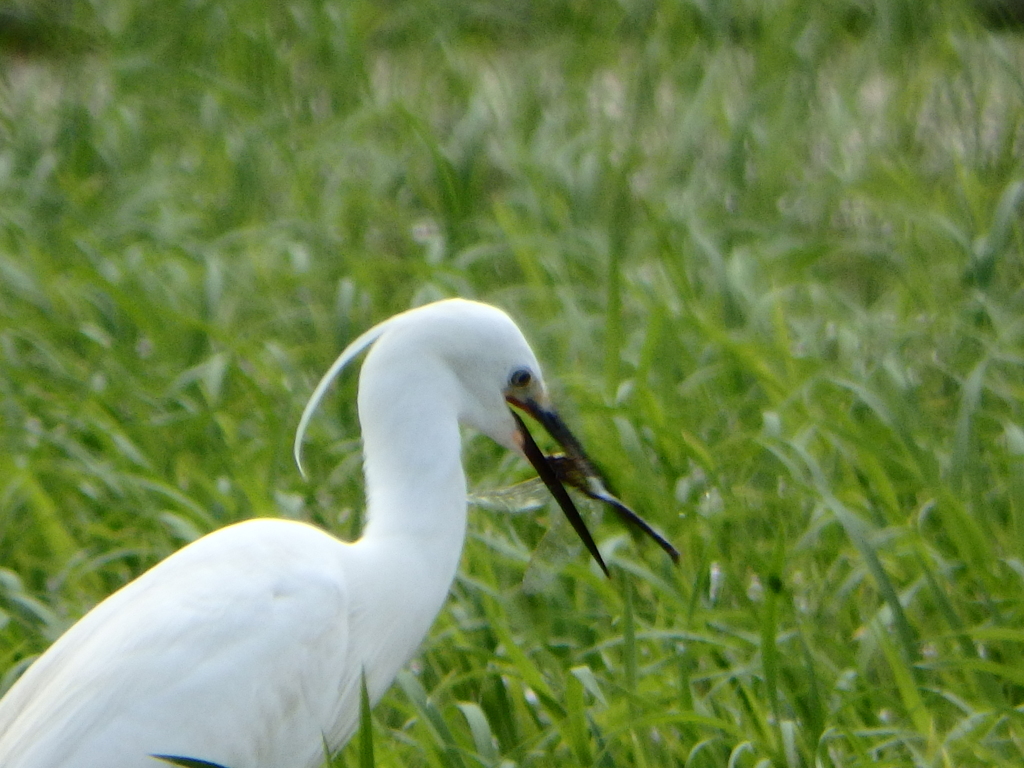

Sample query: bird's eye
[509,368,532,388]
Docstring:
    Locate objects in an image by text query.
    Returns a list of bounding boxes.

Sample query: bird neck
[345,376,470,703]
[356,356,469,579]
[361,414,468,545]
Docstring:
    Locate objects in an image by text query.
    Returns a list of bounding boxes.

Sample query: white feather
[0,299,544,768]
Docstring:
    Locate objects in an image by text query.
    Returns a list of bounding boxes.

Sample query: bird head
[294,298,677,576]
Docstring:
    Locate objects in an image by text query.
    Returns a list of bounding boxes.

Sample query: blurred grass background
[2,0,1024,765]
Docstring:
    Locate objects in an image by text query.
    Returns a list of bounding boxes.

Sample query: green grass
[3,0,1024,765]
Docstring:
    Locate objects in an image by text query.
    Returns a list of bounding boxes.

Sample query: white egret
[0,298,675,768]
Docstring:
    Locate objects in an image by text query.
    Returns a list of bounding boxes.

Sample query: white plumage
[0,299,563,768]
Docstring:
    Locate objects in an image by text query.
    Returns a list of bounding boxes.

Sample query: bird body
[0,520,355,767]
[0,298,673,767]
[0,300,524,767]
[0,514,474,767]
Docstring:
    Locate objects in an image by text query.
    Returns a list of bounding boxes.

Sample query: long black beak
[509,398,679,576]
